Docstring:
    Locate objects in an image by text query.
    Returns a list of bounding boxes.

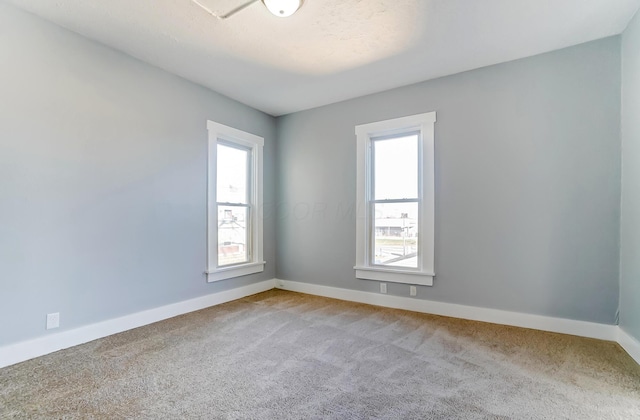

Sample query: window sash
[369,131,422,269]
[368,132,422,270]
[371,131,420,201]
[216,140,253,268]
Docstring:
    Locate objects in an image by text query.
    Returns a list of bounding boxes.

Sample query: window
[207,121,264,282]
[354,112,436,286]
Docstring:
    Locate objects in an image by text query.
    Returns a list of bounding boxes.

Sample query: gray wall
[277,37,622,324]
[620,11,640,341]
[0,1,627,350]
[0,3,276,346]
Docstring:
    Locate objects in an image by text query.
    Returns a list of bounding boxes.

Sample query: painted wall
[620,10,640,341]
[277,37,622,324]
[0,3,276,346]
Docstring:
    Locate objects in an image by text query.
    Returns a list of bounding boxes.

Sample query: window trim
[206,121,265,282]
[354,112,436,286]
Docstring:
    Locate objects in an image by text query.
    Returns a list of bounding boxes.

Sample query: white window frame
[206,121,265,282]
[354,112,436,286]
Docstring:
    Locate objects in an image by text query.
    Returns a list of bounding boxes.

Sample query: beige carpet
[1,289,639,419]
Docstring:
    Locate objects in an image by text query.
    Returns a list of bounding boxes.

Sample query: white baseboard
[0,279,276,369]
[275,279,618,342]
[618,327,640,365]
[3,278,637,370]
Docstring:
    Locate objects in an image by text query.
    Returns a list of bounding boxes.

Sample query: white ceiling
[5,0,640,116]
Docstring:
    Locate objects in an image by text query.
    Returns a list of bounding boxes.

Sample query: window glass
[373,203,418,268]
[217,143,248,204]
[374,134,418,200]
[217,205,250,266]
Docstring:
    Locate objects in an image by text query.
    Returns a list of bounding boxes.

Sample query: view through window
[373,134,419,268]
[217,142,251,266]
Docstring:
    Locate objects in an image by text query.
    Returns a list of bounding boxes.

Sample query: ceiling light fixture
[191,0,303,20]
[262,0,303,18]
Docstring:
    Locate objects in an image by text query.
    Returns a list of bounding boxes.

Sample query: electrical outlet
[380,283,387,294]
[46,312,60,330]
[410,286,417,296]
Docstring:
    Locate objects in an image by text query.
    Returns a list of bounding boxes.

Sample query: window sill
[354,266,434,286]
[206,261,266,282]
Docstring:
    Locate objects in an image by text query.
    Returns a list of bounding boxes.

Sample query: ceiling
[5,0,640,116]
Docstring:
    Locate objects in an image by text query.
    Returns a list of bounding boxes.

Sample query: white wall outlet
[46,312,60,330]
[380,283,387,294]
[410,286,417,296]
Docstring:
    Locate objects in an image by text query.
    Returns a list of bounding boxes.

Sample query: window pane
[374,134,418,200]
[217,143,249,204]
[218,205,250,266]
[373,202,418,268]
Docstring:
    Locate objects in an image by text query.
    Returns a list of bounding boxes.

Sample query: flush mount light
[262,0,303,18]
[191,0,303,20]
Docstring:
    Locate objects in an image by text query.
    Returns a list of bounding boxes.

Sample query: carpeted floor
[1,290,639,419]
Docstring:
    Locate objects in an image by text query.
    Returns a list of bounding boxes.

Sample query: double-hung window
[354,112,436,286]
[206,121,264,282]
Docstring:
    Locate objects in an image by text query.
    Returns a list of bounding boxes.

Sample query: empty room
[1,0,640,418]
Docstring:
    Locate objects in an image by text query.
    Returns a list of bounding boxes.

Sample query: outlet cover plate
[46,312,60,330]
